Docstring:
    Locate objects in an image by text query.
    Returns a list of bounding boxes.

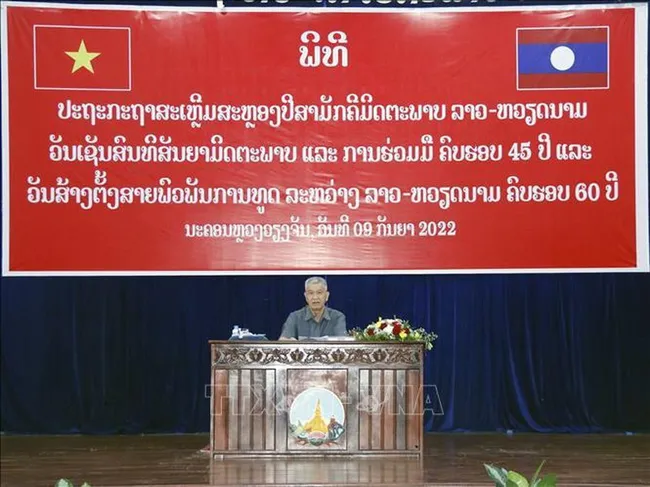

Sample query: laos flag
[516,27,609,90]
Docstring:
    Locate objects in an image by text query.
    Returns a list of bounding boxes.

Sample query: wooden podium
[209,340,424,458]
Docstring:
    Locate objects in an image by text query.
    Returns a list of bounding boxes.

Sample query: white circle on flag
[550,46,575,71]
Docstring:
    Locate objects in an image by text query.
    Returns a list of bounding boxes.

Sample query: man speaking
[279,277,347,340]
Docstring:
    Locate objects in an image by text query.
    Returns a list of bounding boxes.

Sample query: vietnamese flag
[34,25,131,90]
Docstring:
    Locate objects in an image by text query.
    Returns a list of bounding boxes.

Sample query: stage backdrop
[1,0,649,436]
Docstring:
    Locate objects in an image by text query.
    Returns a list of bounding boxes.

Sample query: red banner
[1,3,648,275]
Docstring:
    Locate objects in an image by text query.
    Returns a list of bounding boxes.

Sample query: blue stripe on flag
[518,42,607,74]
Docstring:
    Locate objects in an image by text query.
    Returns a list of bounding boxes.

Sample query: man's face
[304,283,329,312]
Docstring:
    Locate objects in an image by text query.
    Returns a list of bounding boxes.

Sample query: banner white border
[1,1,648,276]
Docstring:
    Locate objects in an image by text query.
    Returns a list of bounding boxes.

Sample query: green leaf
[483,464,508,486]
[536,474,557,487]
[55,480,74,487]
[80,483,92,487]
[531,459,546,484]
[506,470,529,487]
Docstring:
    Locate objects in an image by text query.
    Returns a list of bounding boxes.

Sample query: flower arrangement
[349,317,438,351]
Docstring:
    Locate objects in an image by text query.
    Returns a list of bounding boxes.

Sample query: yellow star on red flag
[65,40,101,73]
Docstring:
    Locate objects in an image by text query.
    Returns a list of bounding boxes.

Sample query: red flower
[367,328,375,336]
[379,322,387,330]
[403,328,410,335]
[392,324,402,335]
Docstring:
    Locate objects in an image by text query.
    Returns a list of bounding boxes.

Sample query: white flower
[381,325,394,335]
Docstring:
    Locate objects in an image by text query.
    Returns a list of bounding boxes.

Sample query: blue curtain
[1,0,649,435]
[1,274,649,434]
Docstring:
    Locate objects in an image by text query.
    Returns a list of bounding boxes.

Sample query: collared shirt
[279,306,347,339]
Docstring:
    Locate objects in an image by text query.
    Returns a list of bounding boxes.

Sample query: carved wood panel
[209,342,424,457]
[212,343,422,367]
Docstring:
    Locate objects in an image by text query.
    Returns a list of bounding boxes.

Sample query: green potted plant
[484,459,557,487]
[55,479,91,487]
